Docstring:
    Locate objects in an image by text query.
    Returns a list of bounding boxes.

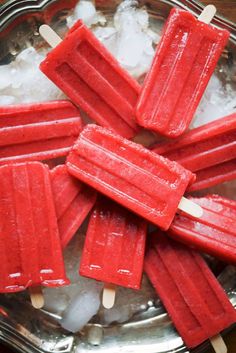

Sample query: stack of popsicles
[0,2,235,351]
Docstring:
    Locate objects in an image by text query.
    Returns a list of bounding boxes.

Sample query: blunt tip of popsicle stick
[29,286,44,309]
[178,197,203,218]
[39,24,50,39]
[210,334,227,353]
[39,24,49,33]
[39,24,62,48]
[102,283,116,309]
[198,5,217,24]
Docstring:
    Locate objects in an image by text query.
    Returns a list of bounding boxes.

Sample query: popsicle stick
[178,197,203,218]
[29,286,44,309]
[210,334,227,353]
[102,283,116,309]
[198,5,216,24]
[39,24,62,48]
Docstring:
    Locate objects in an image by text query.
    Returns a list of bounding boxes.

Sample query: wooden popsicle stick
[210,334,227,353]
[178,197,203,218]
[39,24,62,48]
[102,283,116,309]
[198,4,217,24]
[29,286,44,309]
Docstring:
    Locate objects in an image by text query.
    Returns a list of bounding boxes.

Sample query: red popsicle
[145,231,236,349]
[169,194,236,264]
[39,21,140,139]
[136,7,229,138]
[152,113,236,191]
[66,125,201,231]
[80,196,147,289]
[188,159,236,192]
[51,165,97,248]
[0,162,69,302]
[0,100,82,165]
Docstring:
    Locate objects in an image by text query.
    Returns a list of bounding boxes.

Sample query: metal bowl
[0,1,235,353]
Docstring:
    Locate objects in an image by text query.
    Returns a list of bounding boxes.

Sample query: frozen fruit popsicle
[136,7,229,138]
[145,231,236,349]
[39,21,140,139]
[169,194,236,264]
[51,165,97,248]
[66,124,202,230]
[188,159,236,192]
[0,100,82,165]
[80,196,147,308]
[153,113,236,191]
[0,162,69,307]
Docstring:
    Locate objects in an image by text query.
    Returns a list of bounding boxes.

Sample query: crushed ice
[66,0,106,28]
[0,0,158,104]
[93,0,160,77]
[193,74,236,128]
[0,47,65,104]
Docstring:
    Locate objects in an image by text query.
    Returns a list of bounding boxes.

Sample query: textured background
[0,0,235,352]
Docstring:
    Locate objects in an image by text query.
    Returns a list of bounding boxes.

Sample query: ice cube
[91,0,159,79]
[111,0,158,77]
[61,288,102,332]
[66,0,106,28]
[43,234,102,331]
[192,74,236,128]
